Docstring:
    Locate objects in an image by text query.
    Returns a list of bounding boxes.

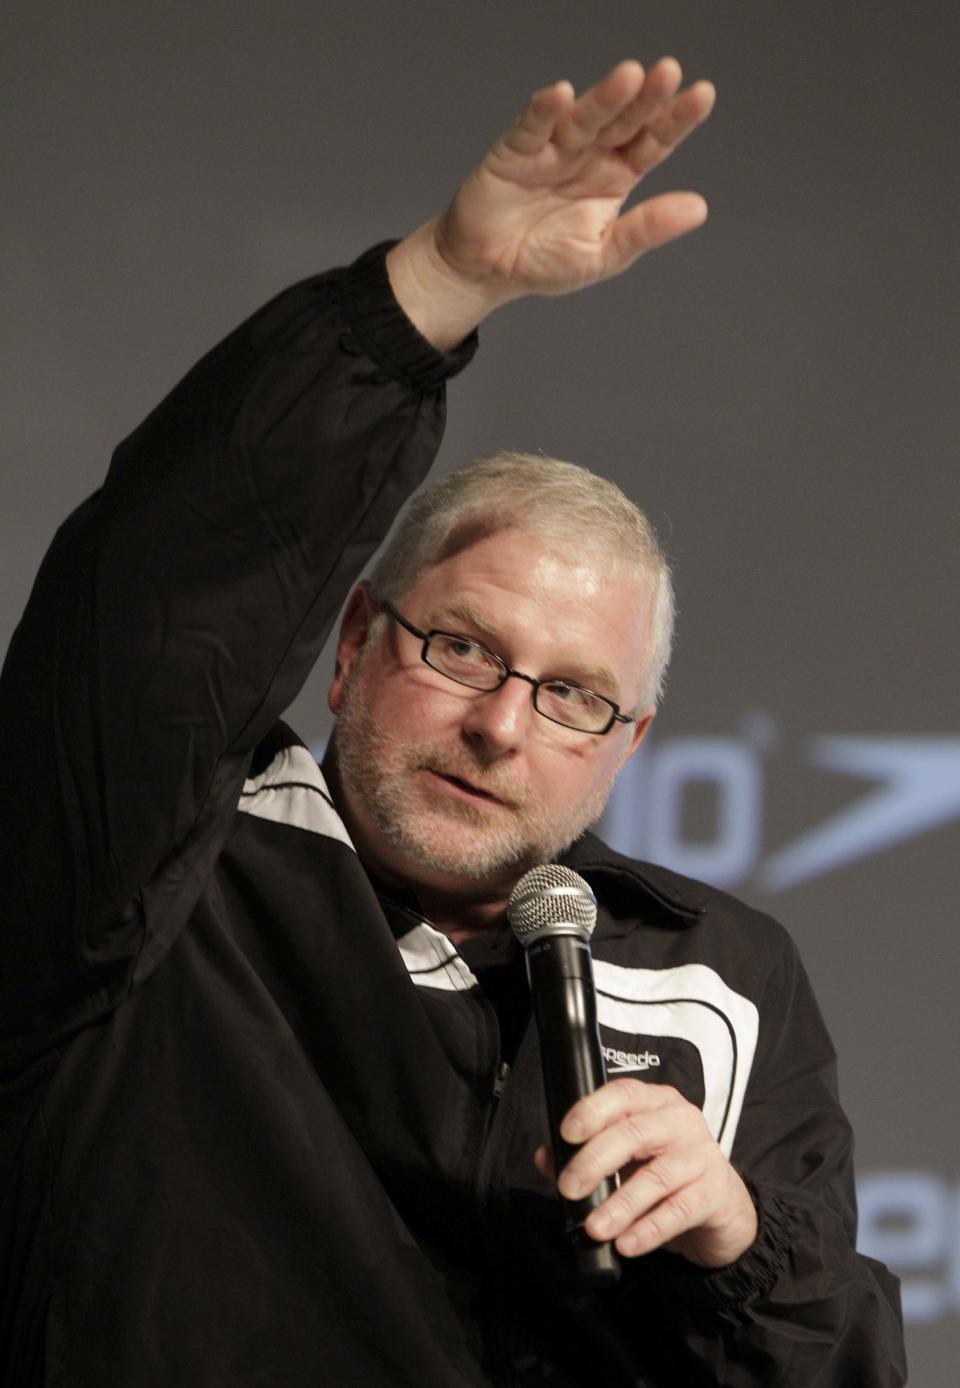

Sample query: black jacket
[0,245,905,1386]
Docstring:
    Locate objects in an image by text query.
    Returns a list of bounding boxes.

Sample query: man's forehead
[416,527,639,599]
[405,525,649,644]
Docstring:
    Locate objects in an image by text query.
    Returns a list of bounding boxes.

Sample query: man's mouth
[420,766,513,808]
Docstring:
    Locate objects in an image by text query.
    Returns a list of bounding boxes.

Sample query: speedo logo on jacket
[603,1045,660,1072]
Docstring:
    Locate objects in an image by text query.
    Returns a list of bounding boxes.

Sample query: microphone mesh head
[507,864,597,945]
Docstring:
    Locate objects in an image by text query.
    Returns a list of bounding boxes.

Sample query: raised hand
[535,1077,758,1269]
[388,59,715,348]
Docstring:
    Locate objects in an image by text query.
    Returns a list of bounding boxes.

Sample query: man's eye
[546,681,589,705]
[436,635,491,666]
[447,638,484,661]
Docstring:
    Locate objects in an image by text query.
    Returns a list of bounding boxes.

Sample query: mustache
[417,753,528,808]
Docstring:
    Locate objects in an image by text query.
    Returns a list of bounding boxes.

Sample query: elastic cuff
[340,241,478,392]
[667,1178,794,1317]
[631,1178,794,1323]
[703,1177,794,1309]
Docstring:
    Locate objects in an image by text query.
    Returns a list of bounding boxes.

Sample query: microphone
[507,863,620,1285]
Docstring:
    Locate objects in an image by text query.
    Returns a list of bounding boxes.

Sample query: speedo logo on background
[603,1046,660,1073]
[599,725,960,891]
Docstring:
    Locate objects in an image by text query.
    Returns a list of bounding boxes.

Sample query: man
[0,59,904,1385]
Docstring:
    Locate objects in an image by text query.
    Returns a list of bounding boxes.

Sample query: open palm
[436,59,716,298]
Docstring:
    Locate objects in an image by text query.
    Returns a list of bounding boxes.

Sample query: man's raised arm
[0,58,714,1053]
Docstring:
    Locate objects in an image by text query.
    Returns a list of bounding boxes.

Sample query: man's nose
[460,675,535,756]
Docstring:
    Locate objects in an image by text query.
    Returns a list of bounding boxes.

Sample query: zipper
[492,1059,511,1101]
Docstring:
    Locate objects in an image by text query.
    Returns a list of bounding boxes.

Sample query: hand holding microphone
[508,863,758,1277]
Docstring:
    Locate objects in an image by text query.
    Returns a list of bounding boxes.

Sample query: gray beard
[332,656,617,882]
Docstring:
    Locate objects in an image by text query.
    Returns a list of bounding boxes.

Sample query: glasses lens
[426,633,505,689]
[536,681,612,732]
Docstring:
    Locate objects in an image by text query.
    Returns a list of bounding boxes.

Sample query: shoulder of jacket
[247,719,306,779]
[564,830,790,945]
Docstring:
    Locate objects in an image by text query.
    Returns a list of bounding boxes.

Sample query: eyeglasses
[382,601,635,736]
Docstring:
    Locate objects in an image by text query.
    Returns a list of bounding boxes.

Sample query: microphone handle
[525,933,621,1285]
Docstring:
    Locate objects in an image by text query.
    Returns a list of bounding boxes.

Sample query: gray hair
[368,451,675,710]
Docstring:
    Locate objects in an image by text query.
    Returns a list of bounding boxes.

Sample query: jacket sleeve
[0,242,476,1055]
[622,927,907,1386]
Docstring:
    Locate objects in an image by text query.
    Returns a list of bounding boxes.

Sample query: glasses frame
[381,601,635,737]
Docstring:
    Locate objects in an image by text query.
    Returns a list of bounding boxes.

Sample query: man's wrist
[386,220,515,352]
[342,242,478,391]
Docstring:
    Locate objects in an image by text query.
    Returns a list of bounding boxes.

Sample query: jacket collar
[562,830,708,926]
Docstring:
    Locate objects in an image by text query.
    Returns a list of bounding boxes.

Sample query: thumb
[533,1143,558,1182]
[604,191,708,275]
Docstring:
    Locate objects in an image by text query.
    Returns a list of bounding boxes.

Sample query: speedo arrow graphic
[758,737,960,892]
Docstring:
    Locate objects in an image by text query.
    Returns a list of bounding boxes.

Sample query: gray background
[2,2,957,1381]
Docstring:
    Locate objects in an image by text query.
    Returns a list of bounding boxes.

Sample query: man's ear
[624,708,655,762]
[328,582,376,715]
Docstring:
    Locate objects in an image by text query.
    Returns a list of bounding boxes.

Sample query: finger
[602,191,709,275]
[560,1077,678,1145]
[621,79,716,178]
[595,56,683,150]
[583,1146,708,1248]
[557,1105,696,1201]
[614,1177,709,1257]
[499,80,575,157]
[554,59,647,152]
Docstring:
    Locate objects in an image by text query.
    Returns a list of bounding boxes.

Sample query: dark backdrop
[3,4,957,1381]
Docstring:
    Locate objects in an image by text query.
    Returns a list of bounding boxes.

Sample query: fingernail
[618,1233,639,1255]
[559,1170,584,1198]
[563,1115,584,1142]
[589,1209,612,1236]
